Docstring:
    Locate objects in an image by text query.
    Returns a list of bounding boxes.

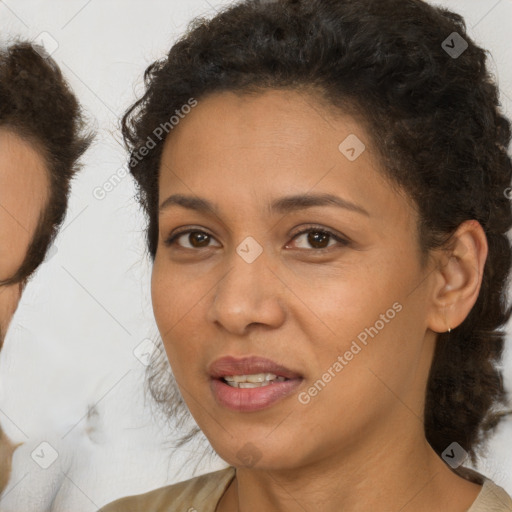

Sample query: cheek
[313,292,429,426]
[0,284,22,329]
[296,264,398,347]
[0,231,30,282]
[151,256,182,329]
[303,258,424,388]
[150,259,204,360]
[150,264,167,332]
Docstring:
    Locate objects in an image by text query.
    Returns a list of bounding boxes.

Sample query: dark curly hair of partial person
[0,41,92,286]
[121,0,512,466]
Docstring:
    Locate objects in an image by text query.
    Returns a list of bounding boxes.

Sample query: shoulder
[98,466,236,512]
[468,478,512,511]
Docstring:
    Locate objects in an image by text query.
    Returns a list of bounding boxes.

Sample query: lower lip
[210,378,303,412]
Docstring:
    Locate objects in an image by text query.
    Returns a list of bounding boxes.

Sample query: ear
[426,219,488,334]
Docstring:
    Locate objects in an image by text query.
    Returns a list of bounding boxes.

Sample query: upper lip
[209,356,302,380]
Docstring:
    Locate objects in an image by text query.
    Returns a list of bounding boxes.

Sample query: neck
[218,415,481,512]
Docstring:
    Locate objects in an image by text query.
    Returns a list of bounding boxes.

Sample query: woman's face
[152,89,440,470]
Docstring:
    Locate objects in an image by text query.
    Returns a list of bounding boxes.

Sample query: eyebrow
[159,192,370,217]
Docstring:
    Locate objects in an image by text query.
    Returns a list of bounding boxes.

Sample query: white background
[0,0,511,510]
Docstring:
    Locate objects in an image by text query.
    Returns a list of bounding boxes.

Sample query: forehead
[159,89,415,227]
[0,129,49,281]
[161,89,373,190]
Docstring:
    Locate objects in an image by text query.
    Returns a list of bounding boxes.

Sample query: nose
[206,246,286,336]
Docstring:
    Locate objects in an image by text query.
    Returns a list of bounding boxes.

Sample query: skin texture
[0,129,48,344]
[152,90,487,512]
[0,128,49,493]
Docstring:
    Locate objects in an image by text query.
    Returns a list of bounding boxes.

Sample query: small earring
[444,307,451,333]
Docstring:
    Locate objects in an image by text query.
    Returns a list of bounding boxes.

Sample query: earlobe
[426,219,488,335]
[445,307,452,333]
[429,303,453,334]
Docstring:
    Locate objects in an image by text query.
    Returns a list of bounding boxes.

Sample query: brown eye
[307,231,330,249]
[287,227,350,251]
[164,229,219,248]
[187,231,211,248]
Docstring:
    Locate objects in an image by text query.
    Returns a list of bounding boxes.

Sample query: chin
[213,439,304,472]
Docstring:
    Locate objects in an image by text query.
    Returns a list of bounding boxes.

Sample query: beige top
[98,466,512,512]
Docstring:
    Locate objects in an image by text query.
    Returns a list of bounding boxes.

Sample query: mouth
[209,356,303,412]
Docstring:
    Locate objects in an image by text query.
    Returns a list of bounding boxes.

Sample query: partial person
[0,41,91,495]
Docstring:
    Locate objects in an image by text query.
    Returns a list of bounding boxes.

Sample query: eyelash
[164,225,351,252]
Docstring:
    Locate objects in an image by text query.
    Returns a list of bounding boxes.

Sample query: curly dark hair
[121,0,512,466]
[0,41,92,286]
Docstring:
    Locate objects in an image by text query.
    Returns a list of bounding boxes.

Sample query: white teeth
[222,373,288,388]
[224,373,277,383]
[247,374,267,383]
[238,382,271,388]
